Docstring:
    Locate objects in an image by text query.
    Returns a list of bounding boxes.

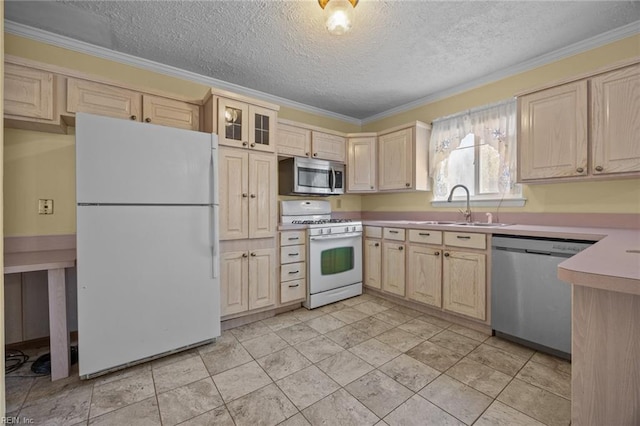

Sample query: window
[429,99,522,203]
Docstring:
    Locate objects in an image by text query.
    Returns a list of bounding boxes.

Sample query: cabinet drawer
[281,244,305,264]
[409,229,442,245]
[444,232,486,249]
[365,226,382,238]
[281,279,306,303]
[280,231,305,246]
[280,262,305,281]
[383,227,405,241]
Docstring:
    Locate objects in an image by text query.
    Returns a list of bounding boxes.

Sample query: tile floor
[5,293,572,425]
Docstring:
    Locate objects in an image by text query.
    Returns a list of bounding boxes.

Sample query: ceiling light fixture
[318,0,359,35]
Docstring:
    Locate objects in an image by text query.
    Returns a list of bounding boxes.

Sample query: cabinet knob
[405,183,410,187]
[444,252,450,257]
[398,246,404,251]
[242,193,248,198]
[250,252,256,257]
[250,143,256,148]
[250,194,256,198]
[595,165,604,172]
[370,186,374,189]
[313,153,318,157]
[305,152,310,157]
[144,117,151,123]
[242,253,248,258]
[576,167,584,173]
[374,243,379,247]
[435,251,440,256]
[130,115,137,120]
[242,142,248,146]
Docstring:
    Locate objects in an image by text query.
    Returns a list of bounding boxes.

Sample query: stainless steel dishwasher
[491,235,594,357]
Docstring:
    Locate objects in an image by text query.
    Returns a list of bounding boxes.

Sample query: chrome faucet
[447,184,472,223]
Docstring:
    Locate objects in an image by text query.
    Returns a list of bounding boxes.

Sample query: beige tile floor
[5,293,572,425]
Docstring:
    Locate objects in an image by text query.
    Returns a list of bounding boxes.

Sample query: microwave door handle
[330,167,335,192]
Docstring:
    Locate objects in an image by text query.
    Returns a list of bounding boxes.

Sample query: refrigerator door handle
[212,204,219,279]
[211,136,220,279]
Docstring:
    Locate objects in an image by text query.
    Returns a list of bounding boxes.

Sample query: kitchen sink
[392,220,457,225]
[450,222,510,227]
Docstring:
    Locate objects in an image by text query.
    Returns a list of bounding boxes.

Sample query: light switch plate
[38,199,54,215]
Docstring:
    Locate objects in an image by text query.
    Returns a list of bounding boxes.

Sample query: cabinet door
[378,128,413,190]
[591,64,640,175]
[249,105,276,153]
[311,132,346,163]
[519,81,588,180]
[348,136,377,192]
[277,123,311,158]
[382,242,405,296]
[249,248,276,310]
[142,95,200,131]
[364,239,381,289]
[220,251,249,315]
[219,148,249,240]
[67,78,142,121]
[407,245,442,307]
[218,98,249,148]
[4,63,54,120]
[248,153,277,239]
[442,250,486,320]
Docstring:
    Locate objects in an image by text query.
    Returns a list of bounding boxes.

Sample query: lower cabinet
[220,247,275,316]
[407,245,442,307]
[442,250,486,320]
[382,242,406,296]
[364,239,381,290]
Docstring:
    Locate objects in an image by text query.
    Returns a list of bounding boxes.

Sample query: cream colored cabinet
[4,62,66,133]
[67,78,199,130]
[378,122,430,191]
[220,248,276,316]
[518,81,588,180]
[142,95,199,130]
[280,231,307,304]
[219,147,277,240]
[311,131,346,162]
[382,242,405,296]
[407,245,442,307]
[218,97,277,152]
[591,64,640,175]
[347,135,377,192]
[518,62,640,182]
[277,123,312,158]
[442,250,486,321]
[364,239,381,290]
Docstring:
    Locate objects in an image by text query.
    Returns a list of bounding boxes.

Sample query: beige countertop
[329,220,640,295]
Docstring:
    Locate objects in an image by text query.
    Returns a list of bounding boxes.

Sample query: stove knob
[352,226,356,232]
[327,228,332,234]
[319,229,324,235]
[345,226,349,233]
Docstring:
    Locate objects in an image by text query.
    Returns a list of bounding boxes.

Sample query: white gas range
[281,200,363,309]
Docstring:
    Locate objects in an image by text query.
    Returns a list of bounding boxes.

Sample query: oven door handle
[310,232,362,241]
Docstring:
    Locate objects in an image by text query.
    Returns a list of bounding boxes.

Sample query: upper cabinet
[590,64,640,175]
[377,122,431,191]
[347,135,377,192]
[217,97,277,152]
[277,120,345,162]
[518,61,640,182]
[4,62,66,133]
[67,78,199,131]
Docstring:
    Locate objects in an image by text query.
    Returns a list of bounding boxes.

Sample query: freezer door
[76,113,214,205]
[77,205,220,377]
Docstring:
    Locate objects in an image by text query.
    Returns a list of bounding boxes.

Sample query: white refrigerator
[76,113,220,378]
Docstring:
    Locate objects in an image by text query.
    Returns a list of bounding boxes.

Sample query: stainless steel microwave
[278,157,345,196]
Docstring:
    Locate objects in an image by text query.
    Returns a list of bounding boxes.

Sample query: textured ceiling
[5,1,640,120]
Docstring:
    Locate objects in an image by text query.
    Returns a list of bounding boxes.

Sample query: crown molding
[362,20,640,124]
[4,20,363,126]
[5,19,638,127]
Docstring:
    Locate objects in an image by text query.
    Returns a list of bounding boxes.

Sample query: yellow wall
[361,34,640,215]
[3,33,640,236]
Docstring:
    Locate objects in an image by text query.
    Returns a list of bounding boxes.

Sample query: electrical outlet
[38,199,54,215]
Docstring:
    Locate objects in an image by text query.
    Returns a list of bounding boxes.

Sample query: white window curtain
[429,98,518,199]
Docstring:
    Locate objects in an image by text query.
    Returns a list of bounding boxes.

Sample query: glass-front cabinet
[218,97,276,152]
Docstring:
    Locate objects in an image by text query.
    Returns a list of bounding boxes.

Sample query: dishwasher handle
[525,249,552,256]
